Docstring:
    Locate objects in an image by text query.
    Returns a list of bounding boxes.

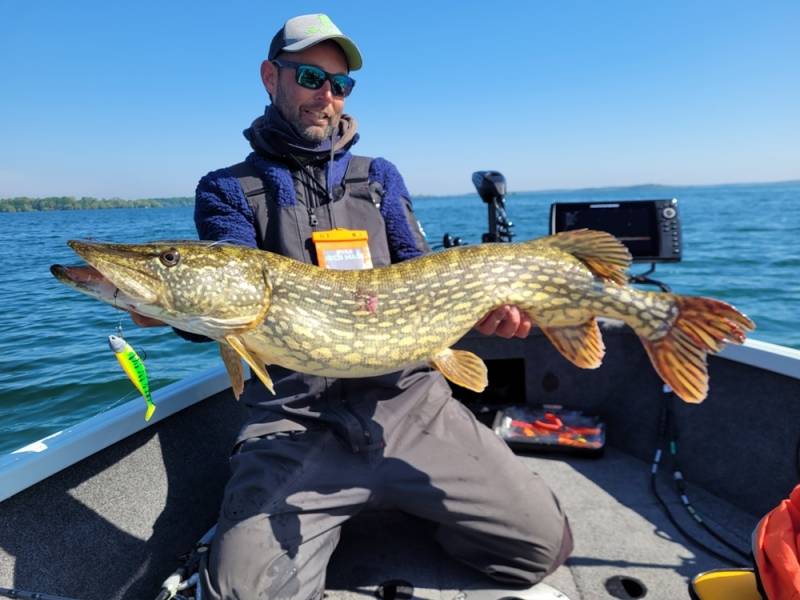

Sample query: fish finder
[549,199,682,263]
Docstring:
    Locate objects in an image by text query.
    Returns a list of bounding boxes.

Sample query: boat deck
[326,448,757,600]
[0,391,758,600]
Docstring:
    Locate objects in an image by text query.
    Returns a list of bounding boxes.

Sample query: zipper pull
[309,207,318,227]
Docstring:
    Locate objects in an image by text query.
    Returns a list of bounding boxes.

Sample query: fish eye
[159,248,181,267]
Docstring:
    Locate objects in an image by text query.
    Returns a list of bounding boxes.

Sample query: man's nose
[314,80,335,101]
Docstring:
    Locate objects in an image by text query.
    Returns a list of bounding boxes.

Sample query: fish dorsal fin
[540,318,606,369]
[536,229,632,285]
[218,342,245,400]
[430,348,488,393]
[224,335,275,394]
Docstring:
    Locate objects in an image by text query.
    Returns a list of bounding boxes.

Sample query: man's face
[262,41,348,143]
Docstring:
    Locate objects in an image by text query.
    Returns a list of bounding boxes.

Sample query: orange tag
[311,229,372,270]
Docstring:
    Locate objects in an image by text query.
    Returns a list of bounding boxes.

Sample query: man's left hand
[475,305,534,339]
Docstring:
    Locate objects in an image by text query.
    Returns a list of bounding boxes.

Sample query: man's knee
[493,516,573,585]
[438,515,573,586]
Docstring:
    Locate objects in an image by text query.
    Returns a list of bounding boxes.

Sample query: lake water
[1,181,798,455]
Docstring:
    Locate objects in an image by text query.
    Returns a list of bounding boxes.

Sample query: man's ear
[260,60,278,95]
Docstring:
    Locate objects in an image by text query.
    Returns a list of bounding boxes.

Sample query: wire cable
[650,392,750,567]
[664,393,752,560]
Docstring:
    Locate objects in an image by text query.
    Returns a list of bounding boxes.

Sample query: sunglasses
[272,60,356,98]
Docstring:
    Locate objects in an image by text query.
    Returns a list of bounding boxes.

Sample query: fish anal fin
[224,335,275,395]
[535,229,632,285]
[218,342,245,400]
[430,348,488,393]
[640,296,755,404]
[541,318,605,369]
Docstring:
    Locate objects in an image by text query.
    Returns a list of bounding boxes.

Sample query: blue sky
[1,1,798,198]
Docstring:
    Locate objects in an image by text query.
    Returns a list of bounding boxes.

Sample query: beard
[274,85,340,143]
[294,118,336,143]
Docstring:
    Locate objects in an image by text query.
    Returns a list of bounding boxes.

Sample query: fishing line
[103,389,140,412]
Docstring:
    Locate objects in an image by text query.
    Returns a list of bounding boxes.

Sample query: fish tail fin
[144,402,156,422]
[641,296,755,403]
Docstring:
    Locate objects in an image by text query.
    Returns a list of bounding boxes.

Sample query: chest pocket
[230,156,392,268]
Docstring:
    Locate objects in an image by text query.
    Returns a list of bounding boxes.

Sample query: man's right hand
[128,311,166,327]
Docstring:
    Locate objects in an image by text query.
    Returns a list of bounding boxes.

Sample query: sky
[1,1,798,198]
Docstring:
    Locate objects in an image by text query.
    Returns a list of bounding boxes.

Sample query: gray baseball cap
[268,14,363,71]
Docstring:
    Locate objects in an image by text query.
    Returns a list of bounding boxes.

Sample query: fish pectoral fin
[430,348,488,393]
[224,335,275,395]
[218,342,245,400]
[541,318,605,369]
[535,229,632,285]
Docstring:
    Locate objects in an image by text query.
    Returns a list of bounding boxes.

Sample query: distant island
[0,196,194,213]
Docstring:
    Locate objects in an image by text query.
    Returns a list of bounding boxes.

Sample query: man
[139,13,572,599]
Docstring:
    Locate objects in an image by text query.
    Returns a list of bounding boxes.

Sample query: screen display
[549,199,683,262]
[555,202,658,258]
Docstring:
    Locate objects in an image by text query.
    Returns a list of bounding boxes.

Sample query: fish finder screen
[549,200,680,262]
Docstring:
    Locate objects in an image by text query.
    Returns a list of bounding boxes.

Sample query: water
[1,182,798,455]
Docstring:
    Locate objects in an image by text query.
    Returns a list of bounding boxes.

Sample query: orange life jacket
[753,483,800,599]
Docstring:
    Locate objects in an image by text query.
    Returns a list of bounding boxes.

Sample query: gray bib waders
[200,155,572,600]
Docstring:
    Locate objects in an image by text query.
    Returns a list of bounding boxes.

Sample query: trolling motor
[473,170,514,243]
[441,170,514,248]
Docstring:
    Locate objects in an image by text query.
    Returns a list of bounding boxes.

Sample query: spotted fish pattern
[55,230,754,403]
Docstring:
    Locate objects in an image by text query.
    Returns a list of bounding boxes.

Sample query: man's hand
[128,311,166,328]
[475,305,534,339]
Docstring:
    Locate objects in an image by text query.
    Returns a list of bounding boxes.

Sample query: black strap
[228,161,267,205]
[342,155,381,208]
[228,161,270,246]
[343,155,371,183]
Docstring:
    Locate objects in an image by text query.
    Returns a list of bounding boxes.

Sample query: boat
[2,175,799,600]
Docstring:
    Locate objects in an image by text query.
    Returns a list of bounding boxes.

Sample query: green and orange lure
[108,334,155,421]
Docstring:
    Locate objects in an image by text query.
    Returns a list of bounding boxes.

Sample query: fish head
[64,240,272,338]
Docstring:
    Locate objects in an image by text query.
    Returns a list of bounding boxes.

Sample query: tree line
[0,196,194,213]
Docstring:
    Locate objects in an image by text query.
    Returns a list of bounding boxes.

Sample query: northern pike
[51,230,754,403]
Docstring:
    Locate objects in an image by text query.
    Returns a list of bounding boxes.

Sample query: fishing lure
[108,334,155,421]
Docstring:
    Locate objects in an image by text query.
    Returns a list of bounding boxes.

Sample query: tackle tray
[492,405,606,456]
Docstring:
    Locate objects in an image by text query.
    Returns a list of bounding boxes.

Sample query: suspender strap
[228,161,267,203]
[343,155,371,183]
[227,161,270,246]
[342,155,381,208]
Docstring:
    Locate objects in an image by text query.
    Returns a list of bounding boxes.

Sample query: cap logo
[305,14,336,35]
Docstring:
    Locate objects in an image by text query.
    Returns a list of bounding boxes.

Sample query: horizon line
[413,177,800,199]
[2,176,798,203]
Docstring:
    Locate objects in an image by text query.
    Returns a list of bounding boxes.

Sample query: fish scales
[52,230,755,403]
[218,242,637,376]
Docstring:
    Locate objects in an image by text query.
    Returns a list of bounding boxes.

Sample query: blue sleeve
[369,157,431,262]
[194,169,258,247]
[174,169,258,343]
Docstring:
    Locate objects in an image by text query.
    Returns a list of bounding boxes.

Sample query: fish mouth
[66,240,160,304]
[50,263,142,311]
[50,263,106,287]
